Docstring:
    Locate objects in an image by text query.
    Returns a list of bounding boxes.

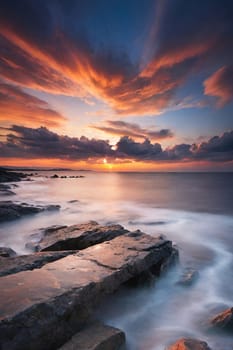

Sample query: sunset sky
[0,0,233,171]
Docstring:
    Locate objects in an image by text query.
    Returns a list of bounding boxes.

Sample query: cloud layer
[0,0,232,117]
[91,120,173,140]
[204,65,233,107]
[1,125,232,163]
[0,82,66,127]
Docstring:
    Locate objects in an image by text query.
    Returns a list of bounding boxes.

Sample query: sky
[0,0,233,171]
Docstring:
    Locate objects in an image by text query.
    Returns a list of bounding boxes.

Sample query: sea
[0,171,233,349]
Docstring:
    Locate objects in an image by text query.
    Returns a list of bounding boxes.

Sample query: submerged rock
[208,307,233,332]
[59,322,125,350]
[176,268,199,287]
[27,221,129,252]
[0,201,60,222]
[166,338,212,350]
[0,184,16,196]
[0,231,174,350]
[0,247,17,258]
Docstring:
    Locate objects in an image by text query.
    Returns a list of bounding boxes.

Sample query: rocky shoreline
[0,169,232,350]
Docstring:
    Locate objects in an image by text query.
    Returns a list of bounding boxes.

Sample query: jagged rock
[176,268,199,286]
[0,251,77,277]
[0,231,174,350]
[0,201,60,222]
[160,245,179,273]
[27,221,129,252]
[0,247,17,258]
[0,169,27,183]
[59,322,125,350]
[208,307,233,332]
[165,338,212,350]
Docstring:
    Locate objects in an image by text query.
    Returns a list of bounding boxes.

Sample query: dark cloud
[204,65,233,107]
[0,0,232,115]
[0,125,232,163]
[0,125,113,160]
[116,132,233,162]
[0,82,66,127]
[92,120,173,140]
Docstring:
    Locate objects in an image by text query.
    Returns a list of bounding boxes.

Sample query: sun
[103,158,107,164]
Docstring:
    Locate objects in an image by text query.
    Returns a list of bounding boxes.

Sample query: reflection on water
[0,172,232,349]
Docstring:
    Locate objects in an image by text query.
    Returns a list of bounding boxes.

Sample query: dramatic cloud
[0,0,232,115]
[0,82,66,127]
[91,120,173,140]
[0,125,113,160]
[1,125,232,163]
[204,65,233,107]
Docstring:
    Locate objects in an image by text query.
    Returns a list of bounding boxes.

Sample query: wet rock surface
[0,169,27,183]
[58,321,125,350]
[0,247,17,258]
[0,251,77,277]
[0,184,16,196]
[176,268,199,286]
[165,338,212,350]
[0,231,174,350]
[208,307,233,332]
[27,221,129,252]
[0,201,60,222]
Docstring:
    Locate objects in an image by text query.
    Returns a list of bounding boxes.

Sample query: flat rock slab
[0,231,173,350]
[0,251,77,277]
[27,221,128,252]
[59,322,125,350]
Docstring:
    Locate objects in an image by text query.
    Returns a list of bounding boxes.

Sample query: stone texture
[0,201,60,222]
[166,338,212,350]
[0,247,17,258]
[27,222,128,252]
[59,322,125,350]
[0,251,77,277]
[176,268,199,287]
[209,307,233,332]
[0,169,27,183]
[0,231,174,350]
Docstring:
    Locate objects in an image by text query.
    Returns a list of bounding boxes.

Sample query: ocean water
[0,172,233,349]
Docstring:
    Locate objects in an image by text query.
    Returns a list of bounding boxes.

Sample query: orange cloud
[204,65,233,107]
[0,6,231,119]
[0,82,66,127]
[0,26,205,117]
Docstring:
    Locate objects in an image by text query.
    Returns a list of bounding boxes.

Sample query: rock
[176,268,199,286]
[0,247,17,258]
[0,184,16,196]
[51,174,59,178]
[0,250,77,277]
[160,245,179,274]
[165,338,212,350]
[27,221,129,252]
[208,307,233,332]
[0,231,174,350]
[59,322,125,350]
[0,169,27,183]
[0,201,60,222]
